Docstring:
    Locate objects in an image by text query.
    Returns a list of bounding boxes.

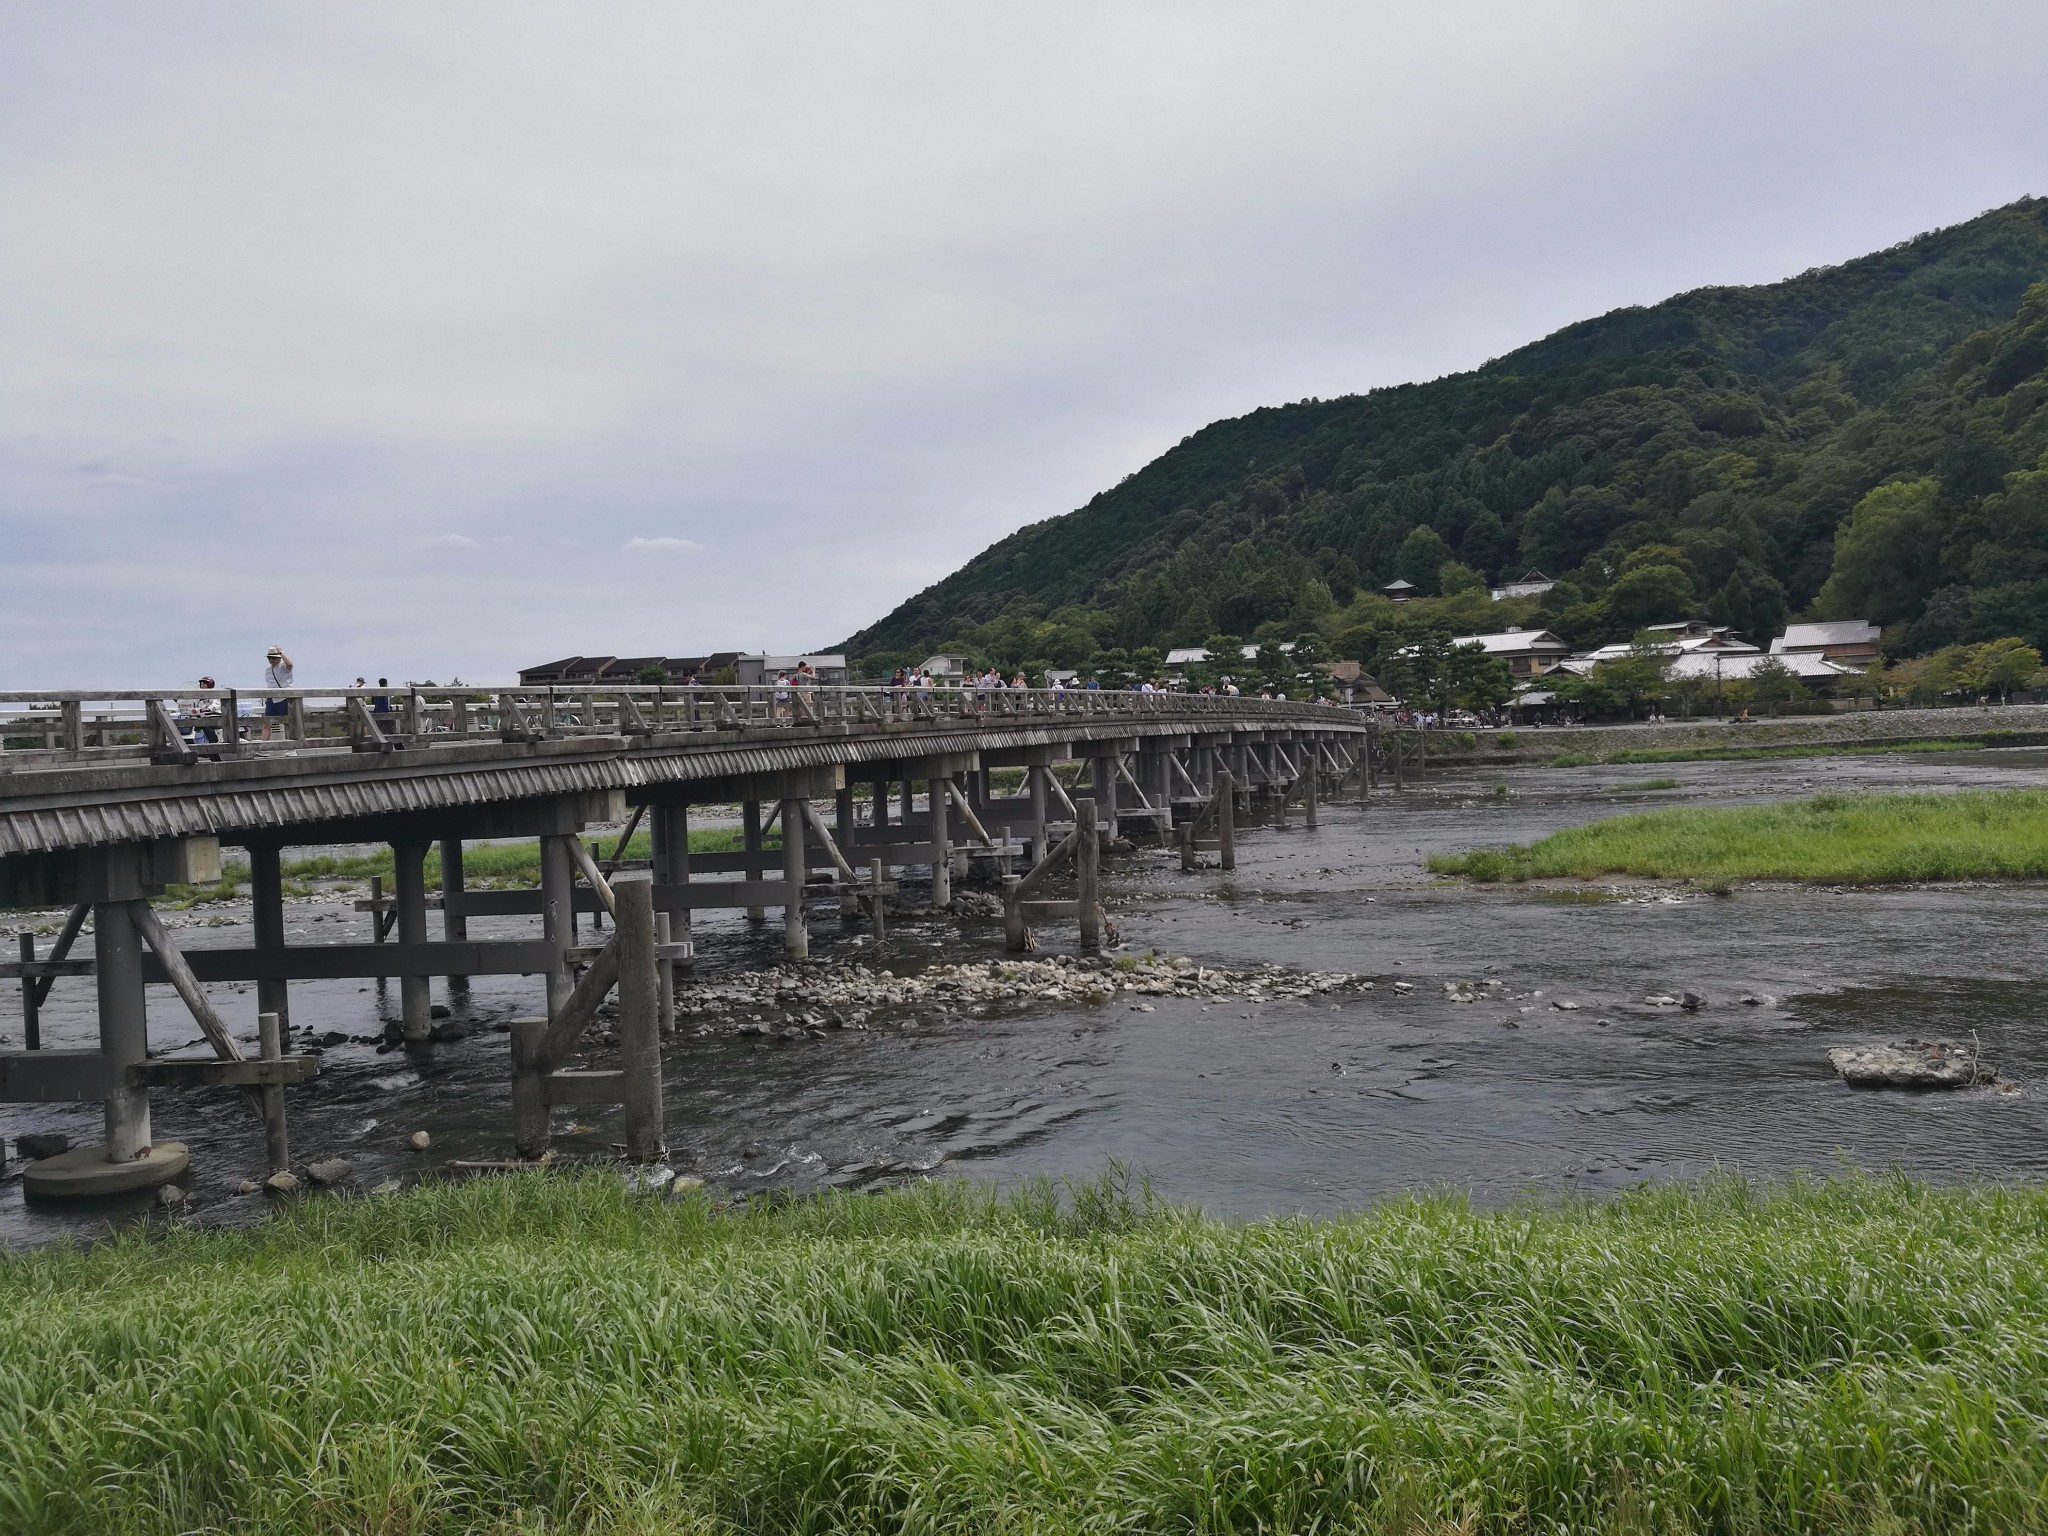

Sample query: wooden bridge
[0,683,1371,1196]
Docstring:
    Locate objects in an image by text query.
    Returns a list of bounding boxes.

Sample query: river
[4,747,2046,1244]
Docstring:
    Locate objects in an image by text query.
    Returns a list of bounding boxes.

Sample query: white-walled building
[1447,627,1576,678]
[1772,621,1881,670]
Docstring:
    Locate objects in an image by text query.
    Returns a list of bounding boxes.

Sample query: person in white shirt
[261,646,293,740]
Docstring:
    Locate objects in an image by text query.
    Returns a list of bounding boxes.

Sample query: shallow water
[5,748,2048,1243]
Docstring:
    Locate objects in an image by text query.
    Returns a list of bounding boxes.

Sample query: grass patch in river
[166,828,750,903]
[1432,786,2048,884]
[4,1170,2046,1533]
[1548,738,1974,768]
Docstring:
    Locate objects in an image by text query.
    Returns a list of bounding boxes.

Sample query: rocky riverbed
[670,954,1375,1037]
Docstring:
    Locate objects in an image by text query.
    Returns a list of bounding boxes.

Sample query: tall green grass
[3,1171,2047,1532]
[1432,786,2048,884]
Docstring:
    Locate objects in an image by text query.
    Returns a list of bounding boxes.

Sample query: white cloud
[623,536,702,554]
[421,533,478,548]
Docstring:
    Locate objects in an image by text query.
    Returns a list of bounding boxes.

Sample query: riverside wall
[1432,703,2048,767]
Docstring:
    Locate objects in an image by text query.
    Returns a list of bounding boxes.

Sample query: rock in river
[1828,1040,1979,1089]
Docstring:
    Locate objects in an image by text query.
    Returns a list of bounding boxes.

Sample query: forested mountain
[844,198,2048,675]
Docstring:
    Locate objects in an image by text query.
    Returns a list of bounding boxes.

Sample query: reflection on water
[6,746,2048,1242]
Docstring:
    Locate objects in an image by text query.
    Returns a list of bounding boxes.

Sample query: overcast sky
[4,2,2046,687]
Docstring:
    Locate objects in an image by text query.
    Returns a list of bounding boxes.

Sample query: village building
[1323,660,1396,705]
[1488,569,1557,600]
[518,655,617,685]
[735,654,850,687]
[1772,620,1882,671]
[1448,627,1575,678]
[1556,623,1759,674]
[918,652,973,680]
[1666,649,1857,685]
[518,653,744,686]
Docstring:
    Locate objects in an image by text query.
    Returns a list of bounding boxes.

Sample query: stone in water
[1828,1041,1978,1090]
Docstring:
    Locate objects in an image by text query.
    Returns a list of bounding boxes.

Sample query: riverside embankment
[1438,700,2048,766]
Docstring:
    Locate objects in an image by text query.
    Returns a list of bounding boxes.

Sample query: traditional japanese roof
[1448,628,1574,655]
[1773,621,1881,652]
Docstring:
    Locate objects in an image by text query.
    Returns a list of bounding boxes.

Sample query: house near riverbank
[1448,627,1575,678]
[1772,621,1881,671]
[1556,623,1760,675]
[1666,649,1858,684]
[1324,660,1395,705]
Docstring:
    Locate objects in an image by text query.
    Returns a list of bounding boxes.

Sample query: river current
[5,748,2046,1244]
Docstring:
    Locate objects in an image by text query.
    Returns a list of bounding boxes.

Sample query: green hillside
[844,198,2048,676]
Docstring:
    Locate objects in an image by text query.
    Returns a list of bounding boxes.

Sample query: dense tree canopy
[843,200,2048,677]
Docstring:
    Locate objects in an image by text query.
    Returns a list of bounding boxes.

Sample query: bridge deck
[0,684,1364,858]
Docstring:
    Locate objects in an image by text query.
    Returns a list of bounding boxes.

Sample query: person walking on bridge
[260,645,293,740]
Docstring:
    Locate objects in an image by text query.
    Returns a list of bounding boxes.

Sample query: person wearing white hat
[261,645,293,740]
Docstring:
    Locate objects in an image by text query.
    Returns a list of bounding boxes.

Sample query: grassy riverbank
[3,1172,2047,1534]
[1432,786,2048,884]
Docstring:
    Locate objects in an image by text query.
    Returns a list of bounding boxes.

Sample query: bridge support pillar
[742,800,766,922]
[1089,753,1119,841]
[614,873,665,1163]
[836,786,860,918]
[95,898,154,1164]
[540,832,576,1019]
[927,772,951,908]
[652,803,692,959]
[1304,745,1319,828]
[439,837,469,987]
[249,841,289,1034]
[1027,764,1051,864]
[1077,799,1102,951]
[394,840,431,1040]
[509,1016,548,1159]
[781,797,808,961]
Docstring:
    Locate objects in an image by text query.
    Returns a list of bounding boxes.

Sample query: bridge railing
[0,685,1362,770]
